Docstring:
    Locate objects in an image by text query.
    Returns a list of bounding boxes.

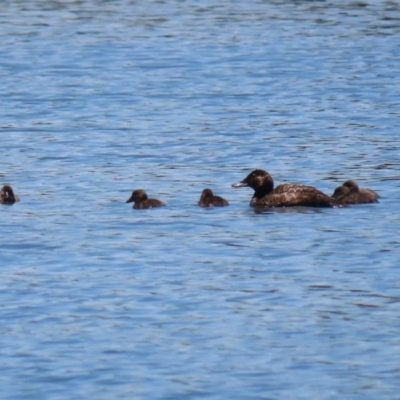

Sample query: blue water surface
[1,1,400,399]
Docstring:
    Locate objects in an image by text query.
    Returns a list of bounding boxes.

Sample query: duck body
[198,188,229,207]
[232,169,337,208]
[0,185,20,205]
[331,180,379,204]
[126,189,165,209]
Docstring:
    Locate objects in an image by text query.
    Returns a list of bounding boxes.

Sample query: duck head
[126,189,148,204]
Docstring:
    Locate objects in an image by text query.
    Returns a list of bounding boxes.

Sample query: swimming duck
[126,189,165,209]
[0,185,20,205]
[198,188,229,207]
[232,169,337,208]
[331,180,379,204]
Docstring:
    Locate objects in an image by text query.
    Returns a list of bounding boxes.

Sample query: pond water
[1,1,400,398]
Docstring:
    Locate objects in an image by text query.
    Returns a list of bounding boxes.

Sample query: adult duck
[232,169,337,208]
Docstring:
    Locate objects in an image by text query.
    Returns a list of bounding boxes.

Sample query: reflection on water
[1,0,400,399]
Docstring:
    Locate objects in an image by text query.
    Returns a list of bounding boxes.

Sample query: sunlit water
[1,1,400,398]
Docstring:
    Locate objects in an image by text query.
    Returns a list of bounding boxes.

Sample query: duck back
[252,183,336,208]
[133,198,165,209]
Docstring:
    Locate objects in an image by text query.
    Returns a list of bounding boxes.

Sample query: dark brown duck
[232,169,337,208]
[331,180,379,204]
[0,185,20,205]
[126,189,165,209]
[198,188,229,207]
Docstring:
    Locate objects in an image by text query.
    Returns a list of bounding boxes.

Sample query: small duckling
[198,188,229,207]
[331,180,379,204]
[0,185,20,205]
[126,189,165,209]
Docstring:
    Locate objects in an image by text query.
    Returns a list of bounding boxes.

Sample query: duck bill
[231,182,248,188]
[126,196,134,203]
